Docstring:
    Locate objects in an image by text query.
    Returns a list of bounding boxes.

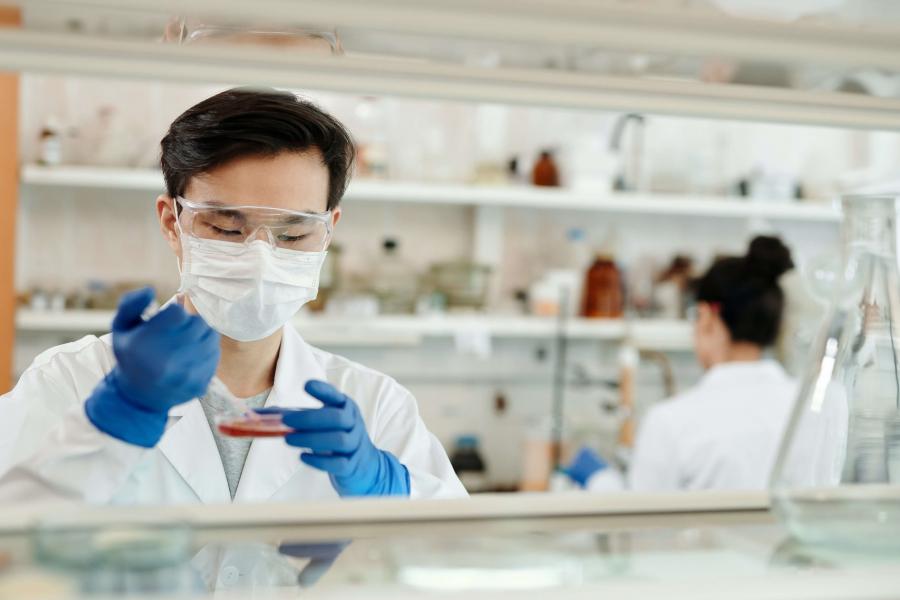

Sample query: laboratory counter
[0,491,897,599]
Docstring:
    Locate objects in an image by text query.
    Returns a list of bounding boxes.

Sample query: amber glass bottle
[581,255,624,318]
[531,150,560,187]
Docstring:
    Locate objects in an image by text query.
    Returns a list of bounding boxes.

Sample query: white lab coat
[0,324,467,504]
[588,360,797,492]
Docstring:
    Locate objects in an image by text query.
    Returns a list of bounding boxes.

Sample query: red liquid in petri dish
[217,424,284,437]
[217,419,292,438]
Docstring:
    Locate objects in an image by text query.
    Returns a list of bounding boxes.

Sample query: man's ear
[325,207,342,250]
[696,302,717,333]
[157,195,181,255]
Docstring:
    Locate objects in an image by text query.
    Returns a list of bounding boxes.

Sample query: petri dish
[215,409,301,438]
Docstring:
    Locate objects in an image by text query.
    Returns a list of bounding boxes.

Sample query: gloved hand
[283,380,410,497]
[85,287,221,448]
[563,446,608,488]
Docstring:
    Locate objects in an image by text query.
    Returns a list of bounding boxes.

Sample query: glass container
[581,255,624,319]
[771,194,900,551]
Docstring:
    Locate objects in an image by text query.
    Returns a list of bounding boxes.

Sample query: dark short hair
[160,87,356,210]
[693,235,794,347]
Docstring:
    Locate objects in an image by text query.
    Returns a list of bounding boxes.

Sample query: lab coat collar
[700,359,786,389]
[269,324,327,410]
[158,399,231,504]
[234,324,326,502]
[159,323,325,504]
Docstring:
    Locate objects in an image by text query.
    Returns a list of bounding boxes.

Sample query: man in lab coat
[0,87,466,505]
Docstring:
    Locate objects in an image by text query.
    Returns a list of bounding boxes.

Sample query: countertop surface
[0,491,897,599]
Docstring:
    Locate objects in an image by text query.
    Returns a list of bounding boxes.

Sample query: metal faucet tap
[609,113,646,192]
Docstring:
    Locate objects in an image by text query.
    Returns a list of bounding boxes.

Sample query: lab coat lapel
[158,400,231,504]
[233,325,326,502]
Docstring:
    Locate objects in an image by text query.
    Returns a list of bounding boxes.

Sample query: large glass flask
[772,194,900,550]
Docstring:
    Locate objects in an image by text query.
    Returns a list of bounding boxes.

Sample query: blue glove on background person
[563,446,608,488]
[85,287,221,448]
[283,380,410,497]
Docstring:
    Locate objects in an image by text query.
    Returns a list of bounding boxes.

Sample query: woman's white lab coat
[589,360,797,492]
[0,325,467,504]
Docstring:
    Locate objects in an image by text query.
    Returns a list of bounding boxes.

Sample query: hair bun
[746,235,794,281]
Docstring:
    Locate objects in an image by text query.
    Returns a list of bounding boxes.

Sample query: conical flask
[771,194,900,550]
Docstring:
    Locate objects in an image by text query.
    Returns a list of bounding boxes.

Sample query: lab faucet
[609,113,646,192]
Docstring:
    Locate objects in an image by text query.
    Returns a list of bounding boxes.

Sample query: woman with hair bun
[564,235,799,492]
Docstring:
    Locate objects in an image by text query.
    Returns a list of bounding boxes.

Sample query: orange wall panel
[0,6,20,391]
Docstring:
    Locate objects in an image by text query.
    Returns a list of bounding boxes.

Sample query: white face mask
[177,228,326,342]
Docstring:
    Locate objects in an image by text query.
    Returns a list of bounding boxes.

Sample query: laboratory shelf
[16,309,115,332]
[4,10,900,131]
[347,179,841,222]
[15,309,693,350]
[20,164,841,223]
[20,164,163,190]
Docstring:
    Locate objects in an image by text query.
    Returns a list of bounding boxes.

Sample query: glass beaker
[771,194,900,551]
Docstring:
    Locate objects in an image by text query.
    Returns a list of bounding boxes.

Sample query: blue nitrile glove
[85,287,220,448]
[282,380,410,497]
[563,446,608,488]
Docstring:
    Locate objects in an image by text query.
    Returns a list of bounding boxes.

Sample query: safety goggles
[175,197,333,252]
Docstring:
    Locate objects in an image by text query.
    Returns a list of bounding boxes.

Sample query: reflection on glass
[390,537,582,591]
[279,541,349,588]
[13,516,900,595]
[189,540,350,592]
[32,520,198,595]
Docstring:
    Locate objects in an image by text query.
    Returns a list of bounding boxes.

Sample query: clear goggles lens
[176,197,332,252]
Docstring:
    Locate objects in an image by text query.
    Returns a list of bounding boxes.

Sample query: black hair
[160,87,356,210]
[693,235,794,347]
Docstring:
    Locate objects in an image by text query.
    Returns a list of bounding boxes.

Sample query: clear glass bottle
[771,194,900,551]
[372,238,418,314]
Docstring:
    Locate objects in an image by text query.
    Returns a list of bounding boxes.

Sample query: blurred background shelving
[21,164,842,221]
[16,308,694,350]
[5,0,900,492]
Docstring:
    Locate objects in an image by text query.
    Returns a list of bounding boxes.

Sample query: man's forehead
[185,152,329,213]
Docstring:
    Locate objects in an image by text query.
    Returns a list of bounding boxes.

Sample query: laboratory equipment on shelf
[771,194,900,551]
[654,255,694,319]
[307,243,342,312]
[581,254,624,318]
[37,117,62,166]
[163,17,341,54]
[529,228,592,317]
[529,270,580,317]
[531,150,560,187]
[449,435,489,493]
[426,261,492,311]
[609,113,646,192]
[372,238,419,314]
[352,96,390,179]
